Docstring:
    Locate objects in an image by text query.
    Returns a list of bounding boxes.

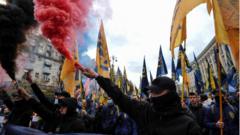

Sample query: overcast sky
[82,0,215,87]
[0,0,215,86]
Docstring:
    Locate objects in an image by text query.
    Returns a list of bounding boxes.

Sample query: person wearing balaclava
[81,68,202,135]
[17,88,87,134]
[0,88,33,127]
[203,90,239,135]
[26,72,71,132]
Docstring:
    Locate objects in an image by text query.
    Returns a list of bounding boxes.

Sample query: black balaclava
[150,91,180,112]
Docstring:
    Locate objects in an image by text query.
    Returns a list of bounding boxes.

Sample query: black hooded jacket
[0,90,33,127]
[28,98,86,133]
[96,76,202,135]
[30,83,59,132]
[31,83,57,111]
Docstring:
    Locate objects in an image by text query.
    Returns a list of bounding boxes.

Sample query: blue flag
[206,59,216,91]
[171,58,179,81]
[193,53,203,94]
[176,45,192,77]
[214,47,227,85]
[176,45,182,78]
[156,46,168,77]
[149,71,153,82]
[224,45,234,68]
[194,71,202,95]
[227,67,238,89]
[141,57,149,95]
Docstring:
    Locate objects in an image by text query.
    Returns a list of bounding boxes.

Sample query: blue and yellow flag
[96,21,110,78]
[116,67,123,90]
[214,47,227,86]
[193,53,203,94]
[156,46,168,77]
[141,57,149,96]
[224,45,234,69]
[110,64,115,83]
[171,58,179,81]
[206,59,216,91]
[176,45,192,76]
[122,66,128,94]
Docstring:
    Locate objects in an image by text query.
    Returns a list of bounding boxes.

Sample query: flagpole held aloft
[216,43,224,135]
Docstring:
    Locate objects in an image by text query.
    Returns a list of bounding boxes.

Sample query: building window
[43,73,50,82]
[38,56,42,61]
[38,46,44,54]
[30,55,35,62]
[47,45,52,51]
[46,51,51,57]
[35,73,39,78]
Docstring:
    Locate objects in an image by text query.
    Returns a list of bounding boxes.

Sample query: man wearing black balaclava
[82,68,202,135]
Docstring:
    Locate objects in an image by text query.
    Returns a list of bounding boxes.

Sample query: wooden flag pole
[216,43,224,135]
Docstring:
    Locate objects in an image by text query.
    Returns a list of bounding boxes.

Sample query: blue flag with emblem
[176,45,183,78]
[156,46,168,78]
[171,58,179,81]
[156,46,168,77]
[141,57,149,96]
[176,45,192,77]
[193,52,203,94]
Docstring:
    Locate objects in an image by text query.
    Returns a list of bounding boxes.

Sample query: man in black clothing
[0,88,33,127]
[82,68,202,135]
[26,72,71,132]
[189,92,208,135]
[17,88,87,134]
[26,72,70,111]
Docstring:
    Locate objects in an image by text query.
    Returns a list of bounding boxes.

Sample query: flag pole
[181,41,187,101]
[216,43,223,135]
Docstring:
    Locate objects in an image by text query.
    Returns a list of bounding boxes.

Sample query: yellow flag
[170,0,207,57]
[60,48,79,97]
[96,21,110,78]
[212,0,229,45]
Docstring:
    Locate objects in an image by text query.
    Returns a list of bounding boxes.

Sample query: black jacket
[189,104,205,127]
[0,90,33,127]
[30,83,58,132]
[28,98,86,133]
[31,83,57,111]
[96,76,202,135]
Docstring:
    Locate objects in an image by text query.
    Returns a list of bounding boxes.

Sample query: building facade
[188,38,235,92]
[17,27,63,90]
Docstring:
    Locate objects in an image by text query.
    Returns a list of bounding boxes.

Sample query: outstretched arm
[18,88,57,122]
[26,71,56,111]
[82,68,148,126]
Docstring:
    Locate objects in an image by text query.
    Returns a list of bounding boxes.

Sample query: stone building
[17,27,63,91]
[188,38,235,92]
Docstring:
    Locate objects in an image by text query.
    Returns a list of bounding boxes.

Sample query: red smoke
[34,0,92,60]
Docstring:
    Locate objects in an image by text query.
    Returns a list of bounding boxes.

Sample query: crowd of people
[0,68,239,135]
